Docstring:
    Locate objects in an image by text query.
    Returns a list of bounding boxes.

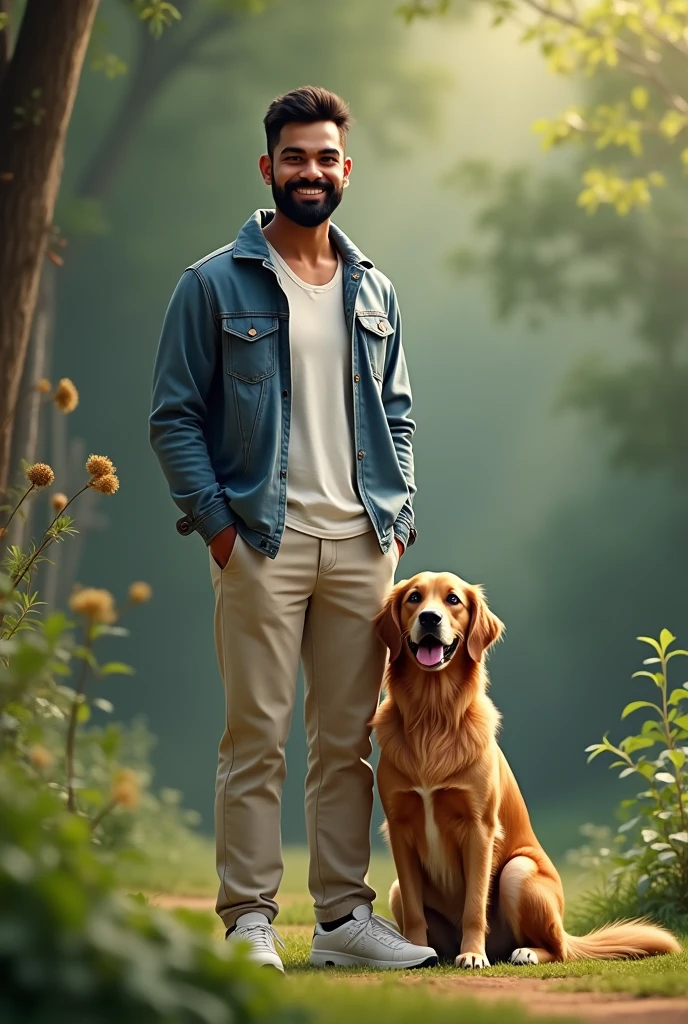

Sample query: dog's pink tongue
[416,644,444,667]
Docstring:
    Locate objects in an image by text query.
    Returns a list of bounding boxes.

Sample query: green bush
[581,629,688,930]
[0,765,299,1024]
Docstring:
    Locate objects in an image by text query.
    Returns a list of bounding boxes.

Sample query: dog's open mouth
[407,634,460,668]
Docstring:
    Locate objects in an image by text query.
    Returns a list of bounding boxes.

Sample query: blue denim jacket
[149,210,416,558]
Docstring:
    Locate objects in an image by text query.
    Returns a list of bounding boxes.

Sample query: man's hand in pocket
[210,524,237,570]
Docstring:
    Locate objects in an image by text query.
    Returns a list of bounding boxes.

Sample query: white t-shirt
[265,239,371,539]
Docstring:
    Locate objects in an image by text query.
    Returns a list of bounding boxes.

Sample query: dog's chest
[412,785,463,892]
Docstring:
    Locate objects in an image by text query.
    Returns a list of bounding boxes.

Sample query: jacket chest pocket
[222,315,278,382]
[356,313,394,382]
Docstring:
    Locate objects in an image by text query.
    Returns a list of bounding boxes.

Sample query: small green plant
[0,765,297,1024]
[584,629,688,929]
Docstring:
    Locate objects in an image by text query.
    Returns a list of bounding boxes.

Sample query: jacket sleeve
[382,285,417,548]
[149,268,235,545]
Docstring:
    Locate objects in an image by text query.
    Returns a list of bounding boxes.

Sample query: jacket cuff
[393,518,417,551]
[176,503,235,544]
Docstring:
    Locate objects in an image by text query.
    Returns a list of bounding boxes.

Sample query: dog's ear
[466,586,504,663]
[374,581,408,663]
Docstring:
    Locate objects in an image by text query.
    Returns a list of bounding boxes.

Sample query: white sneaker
[226,912,285,972]
[310,904,438,969]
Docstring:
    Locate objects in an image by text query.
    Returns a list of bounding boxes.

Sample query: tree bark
[0,0,100,499]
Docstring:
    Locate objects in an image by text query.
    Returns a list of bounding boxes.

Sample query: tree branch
[519,0,688,114]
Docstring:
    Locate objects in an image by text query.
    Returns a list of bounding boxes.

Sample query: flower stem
[1,484,35,537]
[12,483,89,587]
[65,624,93,813]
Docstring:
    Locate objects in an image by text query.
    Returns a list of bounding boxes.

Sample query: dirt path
[414,977,688,1024]
[149,896,686,1024]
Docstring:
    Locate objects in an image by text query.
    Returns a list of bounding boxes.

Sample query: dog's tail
[564,919,680,960]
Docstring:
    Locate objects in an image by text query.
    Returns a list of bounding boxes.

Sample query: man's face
[259,121,352,228]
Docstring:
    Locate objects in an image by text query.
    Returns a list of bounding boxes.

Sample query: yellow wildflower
[35,378,52,394]
[26,462,54,488]
[68,587,117,624]
[51,492,69,513]
[53,378,79,413]
[29,745,54,770]
[112,769,139,810]
[86,454,115,478]
[88,473,119,495]
[128,581,152,605]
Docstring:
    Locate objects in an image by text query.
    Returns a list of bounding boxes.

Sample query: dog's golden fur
[372,572,680,967]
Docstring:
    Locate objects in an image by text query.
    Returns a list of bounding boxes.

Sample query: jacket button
[358,450,365,460]
[378,322,386,332]
[176,517,191,535]
[280,470,287,478]
[352,273,360,280]
[282,389,289,398]
[354,374,360,383]
[247,328,257,337]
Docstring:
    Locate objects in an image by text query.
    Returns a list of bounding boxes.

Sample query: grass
[281,978,582,1024]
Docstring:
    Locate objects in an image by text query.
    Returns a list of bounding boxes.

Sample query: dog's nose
[419,610,442,630]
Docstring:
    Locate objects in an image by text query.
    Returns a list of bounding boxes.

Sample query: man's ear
[373,581,408,663]
[259,153,272,185]
[466,586,504,663]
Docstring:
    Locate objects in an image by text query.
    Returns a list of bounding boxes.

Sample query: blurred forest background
[23,0,688,857]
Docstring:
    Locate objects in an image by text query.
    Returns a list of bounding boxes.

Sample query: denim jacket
[149,209,416,558]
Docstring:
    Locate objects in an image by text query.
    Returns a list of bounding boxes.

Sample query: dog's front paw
[455,952,490,970]
[509,947,538,966]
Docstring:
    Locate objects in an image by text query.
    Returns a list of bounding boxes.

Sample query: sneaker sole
[309,950,438,970]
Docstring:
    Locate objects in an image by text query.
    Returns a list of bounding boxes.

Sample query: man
[149,86,435,972]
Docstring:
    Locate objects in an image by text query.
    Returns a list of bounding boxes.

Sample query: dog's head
[374,572,504,672]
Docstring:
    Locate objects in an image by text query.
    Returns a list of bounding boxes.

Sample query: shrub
[0,765,297,1024]
[582,629,688,931]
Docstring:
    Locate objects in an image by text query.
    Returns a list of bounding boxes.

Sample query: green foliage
[0,765,295,1024]
[583,629,688,930]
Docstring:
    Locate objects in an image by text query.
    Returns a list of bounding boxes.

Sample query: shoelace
[347,913,407,949]
[234,922,286,952]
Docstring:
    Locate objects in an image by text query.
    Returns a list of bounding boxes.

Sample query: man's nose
[419,610,442,630]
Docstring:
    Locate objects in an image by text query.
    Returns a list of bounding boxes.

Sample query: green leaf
[637,636,662,655]
[666,649,688,660]
[99,662,134,677]
[631,86,649,111]
[77,703,91,724]
[641,829,658,842]
[622,735,656,754]
[618,766,636,778]
[618,816,640,833]
[93,698,114,713]
[631,671,664,686]
[669,832,688,844]
[655,772,676,784]
[621,700,661,719]
[658,849,677,862]
[668,749,686,771]
[674,714,688,730]
[637,874,650,896]
[651,842,671,850]
[668,688,688,706]
[659,629,676,654]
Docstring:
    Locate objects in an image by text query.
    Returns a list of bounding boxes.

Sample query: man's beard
[271,177,343,228]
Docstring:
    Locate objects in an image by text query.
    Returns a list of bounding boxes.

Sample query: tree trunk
[7,260,55,552]
[0,0,99,499]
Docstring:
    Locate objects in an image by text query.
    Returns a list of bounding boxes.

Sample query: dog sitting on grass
[372,572,680,968]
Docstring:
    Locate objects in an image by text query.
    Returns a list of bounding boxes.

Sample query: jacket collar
[233,209,374,269]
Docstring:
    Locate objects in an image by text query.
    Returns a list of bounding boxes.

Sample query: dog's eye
[408,592,421,603]
[446,594,461,606]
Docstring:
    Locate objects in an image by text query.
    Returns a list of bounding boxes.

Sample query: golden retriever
[371,572,680,967]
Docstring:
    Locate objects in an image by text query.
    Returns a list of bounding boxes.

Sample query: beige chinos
[209,524,399,929]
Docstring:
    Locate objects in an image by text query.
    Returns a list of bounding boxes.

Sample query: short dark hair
[264,86,352,156]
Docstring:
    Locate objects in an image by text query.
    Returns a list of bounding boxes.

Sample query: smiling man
[149,86,432,972]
